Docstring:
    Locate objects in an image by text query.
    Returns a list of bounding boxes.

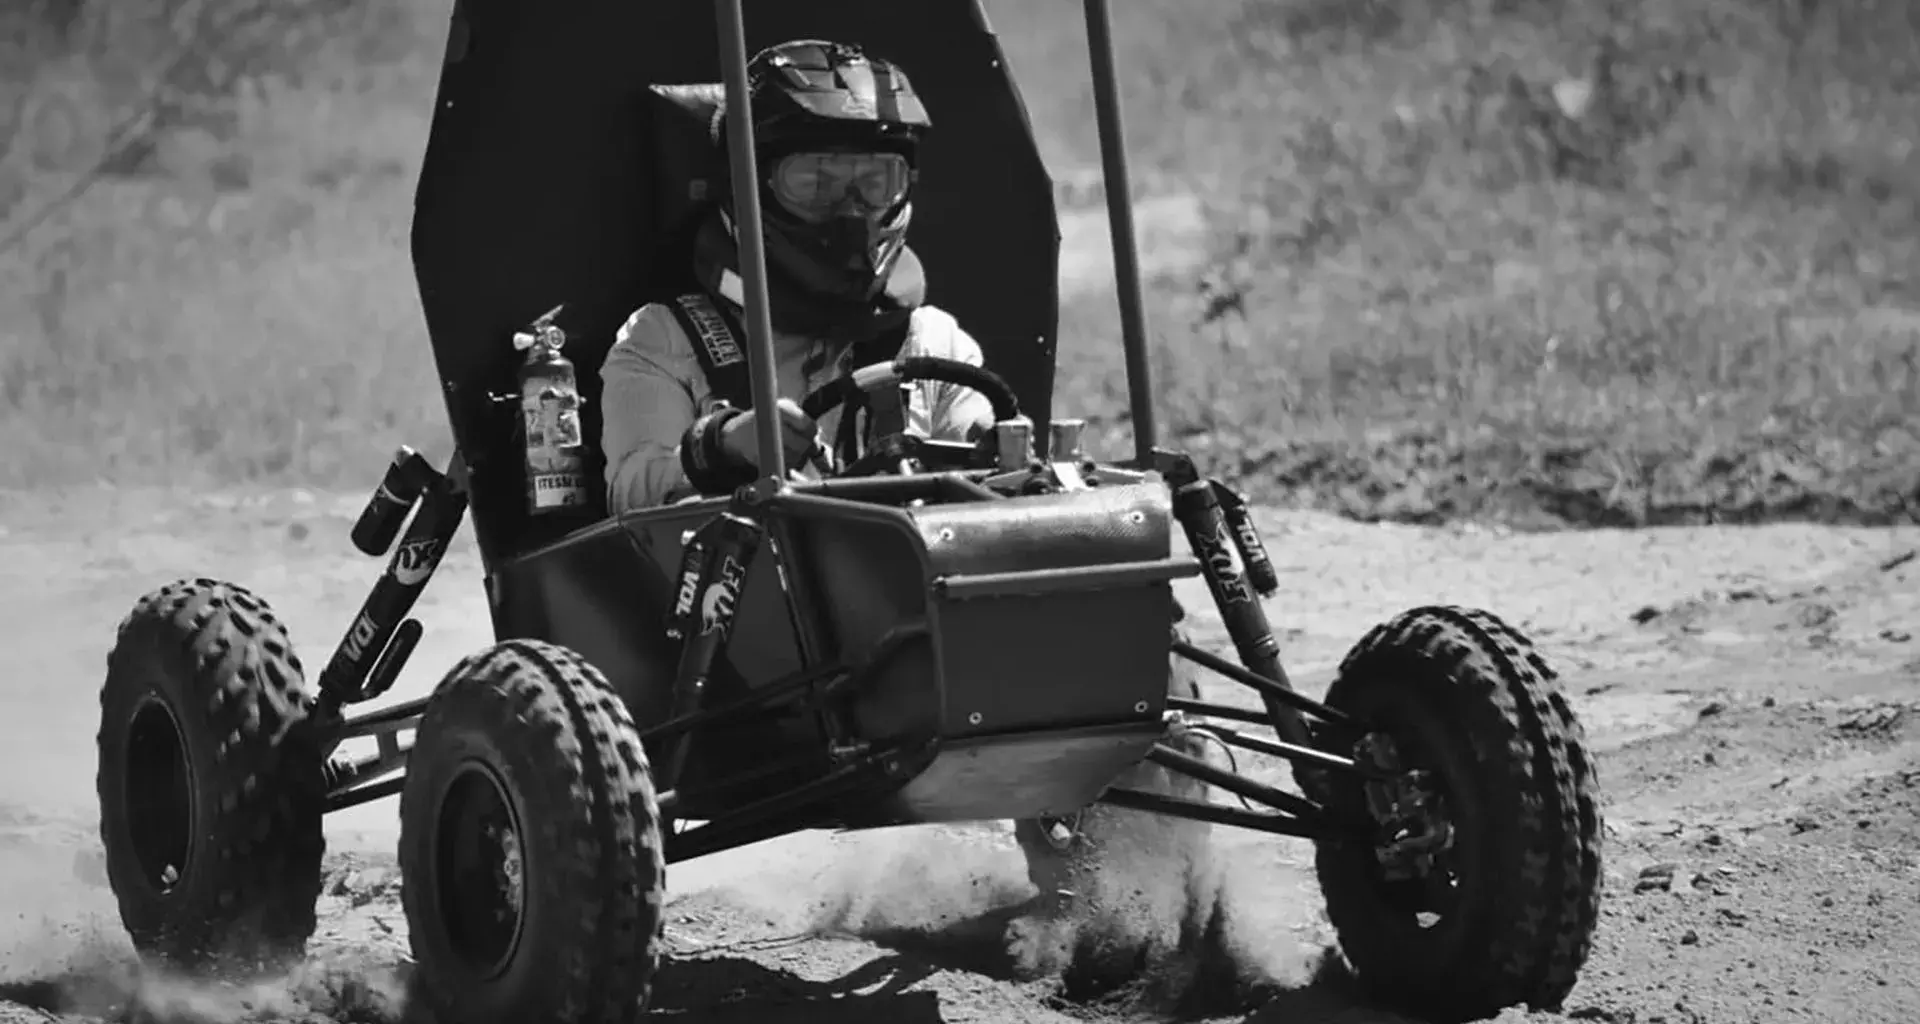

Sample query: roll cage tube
[715,0,789,495]
[1083,0,1156,466]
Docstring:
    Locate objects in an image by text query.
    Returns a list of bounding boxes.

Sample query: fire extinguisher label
[530,472,587,508]
[523,392,582,450]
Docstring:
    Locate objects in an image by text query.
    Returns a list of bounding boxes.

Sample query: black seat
[410,0,1061,567]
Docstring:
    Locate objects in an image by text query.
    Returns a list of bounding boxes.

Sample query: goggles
[768,150,911,224]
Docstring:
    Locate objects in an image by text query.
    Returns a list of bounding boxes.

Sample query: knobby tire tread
[400,639,664,1024]
[1319,604,1602,1021]
[96,577,326,969]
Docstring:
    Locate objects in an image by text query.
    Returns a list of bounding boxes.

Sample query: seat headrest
[646,83,727,218]
[649,83,725,143]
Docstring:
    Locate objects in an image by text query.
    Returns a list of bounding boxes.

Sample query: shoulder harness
[664,291,914,465]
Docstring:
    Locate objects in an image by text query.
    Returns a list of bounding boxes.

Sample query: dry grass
[2,0,1916,524]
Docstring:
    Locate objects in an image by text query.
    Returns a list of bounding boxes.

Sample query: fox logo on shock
[1196,519,1252,604]
[392,537,444,587]
[676,295,742,368]
[699,556,746,636]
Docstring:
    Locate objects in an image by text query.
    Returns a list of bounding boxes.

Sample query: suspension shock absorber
[1162,453,1314,752]
[661,509,766,793]
[1211,481,1279,598]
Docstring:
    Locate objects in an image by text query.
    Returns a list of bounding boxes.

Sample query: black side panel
[411,0,1060,566]
[487,519,682,726]
[493,496,852,817]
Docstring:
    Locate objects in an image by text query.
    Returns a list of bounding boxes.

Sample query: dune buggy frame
[307,0,1385,863]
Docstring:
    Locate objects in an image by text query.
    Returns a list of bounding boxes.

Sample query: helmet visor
[769,150,911,225]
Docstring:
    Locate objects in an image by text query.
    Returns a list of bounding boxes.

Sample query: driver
[600,38,998,513]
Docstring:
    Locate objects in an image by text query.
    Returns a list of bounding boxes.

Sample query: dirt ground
[1,486,1916,1023]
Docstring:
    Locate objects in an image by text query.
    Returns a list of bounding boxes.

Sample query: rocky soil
[0,487,1915,1023]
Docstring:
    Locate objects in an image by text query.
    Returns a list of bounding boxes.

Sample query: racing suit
[600,301,998,513]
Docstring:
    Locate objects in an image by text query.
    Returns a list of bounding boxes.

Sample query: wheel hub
[436,763,527,978]
[124,696,193,895]
[1356,732,1460,920]
[492,821,524,916]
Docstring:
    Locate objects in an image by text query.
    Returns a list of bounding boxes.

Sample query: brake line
[1174,722,1261,812]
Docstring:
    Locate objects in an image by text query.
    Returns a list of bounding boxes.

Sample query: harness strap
[666,292,751,410]
[664,291,916,463]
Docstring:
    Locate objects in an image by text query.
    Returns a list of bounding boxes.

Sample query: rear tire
[95,578,326,971]
[399,639,665,1024]
[1314,605,1602,1022]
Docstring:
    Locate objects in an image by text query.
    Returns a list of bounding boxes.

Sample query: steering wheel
[798,356,1022,478]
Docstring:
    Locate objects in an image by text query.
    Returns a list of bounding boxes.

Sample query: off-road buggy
[93,1,1603,1021]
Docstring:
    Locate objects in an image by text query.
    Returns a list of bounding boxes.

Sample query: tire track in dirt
[1,486,1916,1022]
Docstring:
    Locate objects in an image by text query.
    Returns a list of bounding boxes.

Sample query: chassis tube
[1083,0,1157,464]
[1146,743,1328,822]
[1098,787,1328,839]
[328,774,405,813]
[1190,722,1368,777]
[336,695,430,737]
[935,557,1199,601]
[1170,640,1358,731]
[1165,695,1272,727]
[714,0,787,491]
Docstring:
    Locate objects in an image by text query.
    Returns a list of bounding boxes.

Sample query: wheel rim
[434,761,527,979]
[1360,710,1477,933]
[124,696,193,895]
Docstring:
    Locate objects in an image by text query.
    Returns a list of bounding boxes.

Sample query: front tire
[1314,606,1602,1022]
[95,578,327,971]
[399,640,665,1024]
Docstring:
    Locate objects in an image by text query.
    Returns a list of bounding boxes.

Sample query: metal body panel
[488,483,1185,822]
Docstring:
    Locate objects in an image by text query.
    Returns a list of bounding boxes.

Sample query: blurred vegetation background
[2,0,1916,525]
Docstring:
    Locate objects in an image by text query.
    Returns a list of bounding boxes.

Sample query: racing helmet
[720,39,931,306]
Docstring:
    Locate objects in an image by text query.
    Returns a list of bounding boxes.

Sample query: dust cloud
[787,807,1332,1020]
[0,941,412,1024]
[0,841,412,1024]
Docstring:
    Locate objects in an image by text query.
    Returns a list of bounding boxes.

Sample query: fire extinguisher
[513,304,589,514]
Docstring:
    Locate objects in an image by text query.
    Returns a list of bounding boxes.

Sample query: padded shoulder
[612,300,683,352]
[904,305,979,363]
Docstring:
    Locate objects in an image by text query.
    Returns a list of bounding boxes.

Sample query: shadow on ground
[0,951,1423,1024]
[848,896,1423,1024]
[647,955,949,1022]
[0,958,950,1024]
